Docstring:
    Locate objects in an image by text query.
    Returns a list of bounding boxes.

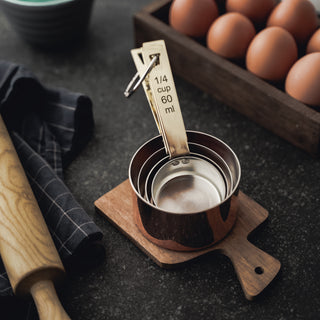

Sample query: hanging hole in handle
[138,52,144,63]
[255,266,264,275]
[150,53,160,66]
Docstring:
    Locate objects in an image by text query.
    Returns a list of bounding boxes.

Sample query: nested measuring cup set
[125,40,241,251]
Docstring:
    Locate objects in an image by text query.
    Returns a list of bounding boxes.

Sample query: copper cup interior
[150,155,227,213]
[144,152,228,209]
[137,143,234,209]
[130,131,241,213]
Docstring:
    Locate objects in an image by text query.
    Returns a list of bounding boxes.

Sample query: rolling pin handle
[30,280,71,320]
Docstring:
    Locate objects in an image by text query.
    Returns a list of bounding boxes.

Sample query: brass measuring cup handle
[124,40,189,159]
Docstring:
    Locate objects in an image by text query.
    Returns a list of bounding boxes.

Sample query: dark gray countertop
[0,0,320,319]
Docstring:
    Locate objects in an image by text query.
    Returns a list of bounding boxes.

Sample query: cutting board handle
[222,238,281,300]
[30,280,71,320]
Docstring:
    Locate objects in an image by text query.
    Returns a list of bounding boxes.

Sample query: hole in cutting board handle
[255,266,264,275]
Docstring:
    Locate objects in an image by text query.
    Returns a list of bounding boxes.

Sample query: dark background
[0,0,320,319]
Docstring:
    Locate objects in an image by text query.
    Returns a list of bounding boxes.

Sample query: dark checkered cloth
[0,61,104,297]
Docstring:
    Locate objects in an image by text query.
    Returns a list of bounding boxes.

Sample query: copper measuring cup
[129,131,240,251]
[125,40,241,251]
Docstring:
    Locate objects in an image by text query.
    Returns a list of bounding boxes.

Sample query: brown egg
[267,0,318,45]
[207,12,256,59]
[306,29,320,54]
[226,0,276,25]
[285,53,320,106]
[246,26,298,81]
[169,0,219,37]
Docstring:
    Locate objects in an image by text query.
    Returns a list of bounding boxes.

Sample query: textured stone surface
[0,1,320,319]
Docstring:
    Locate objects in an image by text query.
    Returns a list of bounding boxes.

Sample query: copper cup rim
[129,130,241,216]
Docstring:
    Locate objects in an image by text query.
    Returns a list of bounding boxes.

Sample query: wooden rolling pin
[0,115,70,320]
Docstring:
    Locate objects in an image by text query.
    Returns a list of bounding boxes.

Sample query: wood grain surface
[31,280,70,320]
[95,179,281,300]
[0,116,70,319]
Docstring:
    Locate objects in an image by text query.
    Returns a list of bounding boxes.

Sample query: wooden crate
[134,0,320,155]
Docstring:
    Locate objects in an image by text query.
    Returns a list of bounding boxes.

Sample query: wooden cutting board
[95,179,281,300]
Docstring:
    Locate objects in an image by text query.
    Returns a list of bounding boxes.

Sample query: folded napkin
[0,61,105,298]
